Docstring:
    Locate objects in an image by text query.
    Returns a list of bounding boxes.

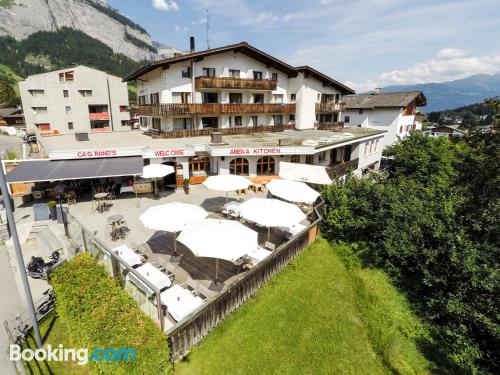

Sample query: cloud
[174,25,188,32]
[152,0,179,11]
[191,17,208,25]
[347,49,500,92]
[242,11,278,25]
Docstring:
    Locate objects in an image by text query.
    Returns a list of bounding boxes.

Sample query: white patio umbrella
[279,161,332,185]
[139,202,208,257]
[177,218,258,283]
[239,198,306,240]
[202,175,252,202]
[266,179,320,204]
[141,164,175,196]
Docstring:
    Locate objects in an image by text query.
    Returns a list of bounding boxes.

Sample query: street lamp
[0,162,42,347]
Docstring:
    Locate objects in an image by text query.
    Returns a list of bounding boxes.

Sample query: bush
[50,254,171,375]
[47,200,57,208]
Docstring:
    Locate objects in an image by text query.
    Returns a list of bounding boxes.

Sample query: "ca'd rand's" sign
[48,148,144,160]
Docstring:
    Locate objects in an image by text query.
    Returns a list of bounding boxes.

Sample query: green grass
[0,63,22,95]
[21,313,91,375]
[176,239,432,375]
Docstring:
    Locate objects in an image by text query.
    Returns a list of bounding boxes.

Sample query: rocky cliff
[0,0,156,61]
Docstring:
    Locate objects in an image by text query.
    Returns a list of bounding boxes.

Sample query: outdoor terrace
[137,103,296,116]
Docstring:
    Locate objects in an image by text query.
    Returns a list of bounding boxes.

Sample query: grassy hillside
[176,239,432,375]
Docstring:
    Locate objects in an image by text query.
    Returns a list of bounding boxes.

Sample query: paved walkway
[0,245,23,375]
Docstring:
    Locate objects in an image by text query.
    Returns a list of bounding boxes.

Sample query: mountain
[0,0,157,61]
[381,74,500,112]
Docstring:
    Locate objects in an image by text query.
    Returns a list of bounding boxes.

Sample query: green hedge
[51,254,171,375]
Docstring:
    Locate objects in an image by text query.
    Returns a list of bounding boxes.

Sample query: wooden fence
[138,103,296,116]
[167,200,324,360]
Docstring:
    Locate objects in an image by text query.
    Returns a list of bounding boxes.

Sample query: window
[257,157,275,175]
[79,90,92,97]
[229,69,240,78]
[121,120,129,127]
[189,156,210,175]
[138,95,147,105]
[234,116,243,127]
[29,89,44,97]
[68,122,73,130]
[271,72,278,81]
[139,116,150,128]
[172,92,191,104]
[36,123,51,135]
[32,107,47,114]
[253,71,263,80]
[181,66,192,78]
[364,142,369,156]
[202,67,215,77]
[65,106,71,115]
[306,155,314,165]
[253,94,264,104]
[120,105,128,112]
[63,90,69,98]
[318,151,326,161]
[65,71,74,81]
[202,92,218,103]
[273,115,283,125]
[201,117,218,129]
[375,139,379,152]
[399,125,403,133]
[291,155,300,163]
[317,93,321,101]
[288,114,295,123]
[150,92,159,105]
[251,116,258,127]
[59,73,65,83]
[230,158,249,175]
[335,94,340,103]
[290,93,296,101]
[273,94,283,103]
[152,117,161,131]
[359,109,364,114]
[344,115,350,123]
[229,93,242,104]
[173,117,193,130]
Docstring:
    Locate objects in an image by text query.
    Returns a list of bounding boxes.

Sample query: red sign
[151,149,185,157]
[76,150,117,158]
[229,147,281,155]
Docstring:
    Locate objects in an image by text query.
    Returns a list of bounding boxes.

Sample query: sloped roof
[123,42,353,93]
[0,107,23,117]
[344,91,426,109]
[124,42,298,80]
[295,66,355,94]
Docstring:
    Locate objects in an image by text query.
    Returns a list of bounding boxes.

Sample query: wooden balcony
[195,76,277,91]
[315,102,346,113]
[326,158,359,179]
[138,103,296,116]
[152,124,295,139]
[317,122,344,131]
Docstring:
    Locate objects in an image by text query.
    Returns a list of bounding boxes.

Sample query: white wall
[19,66,129,135]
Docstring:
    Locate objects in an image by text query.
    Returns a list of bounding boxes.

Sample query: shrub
[47,200,57,208]
[50,254,171,375]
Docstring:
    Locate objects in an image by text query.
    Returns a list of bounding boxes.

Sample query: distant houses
[423,124,466,138]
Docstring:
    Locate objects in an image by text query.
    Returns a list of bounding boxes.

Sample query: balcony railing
[315,102,346,113]
[326,158,359,179]
[90,127,111,133]
[195,76,277,91]
[138,103,296,116]
[151,124,295,139]
[317,122,344,131]
[89,112,110,121]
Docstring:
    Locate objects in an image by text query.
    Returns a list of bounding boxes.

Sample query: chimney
[189,37,195,53]
[374,87,382,95]
[211,132,223,144]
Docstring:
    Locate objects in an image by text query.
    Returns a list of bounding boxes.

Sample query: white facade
[135,47,347,132]
[19,66,130,136]
[343,107,417,148]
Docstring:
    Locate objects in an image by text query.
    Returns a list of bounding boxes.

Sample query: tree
[0,79,19,107]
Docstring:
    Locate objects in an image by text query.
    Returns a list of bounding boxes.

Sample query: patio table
[111,245,142,267]
[160,285,204,322]
[127,263,171,296]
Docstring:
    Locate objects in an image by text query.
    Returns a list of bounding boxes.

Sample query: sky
[106,0,500,92]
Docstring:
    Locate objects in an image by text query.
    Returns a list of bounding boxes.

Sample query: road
[0,134,23,159]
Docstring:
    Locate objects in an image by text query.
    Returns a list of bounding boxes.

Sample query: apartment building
[19,66,130,136]
[343,91,426,148]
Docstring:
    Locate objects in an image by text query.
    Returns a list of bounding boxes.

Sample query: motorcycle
[26,251,60,280]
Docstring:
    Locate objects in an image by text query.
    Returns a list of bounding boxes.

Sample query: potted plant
[183,178,190,195]
[47,201,57,220]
